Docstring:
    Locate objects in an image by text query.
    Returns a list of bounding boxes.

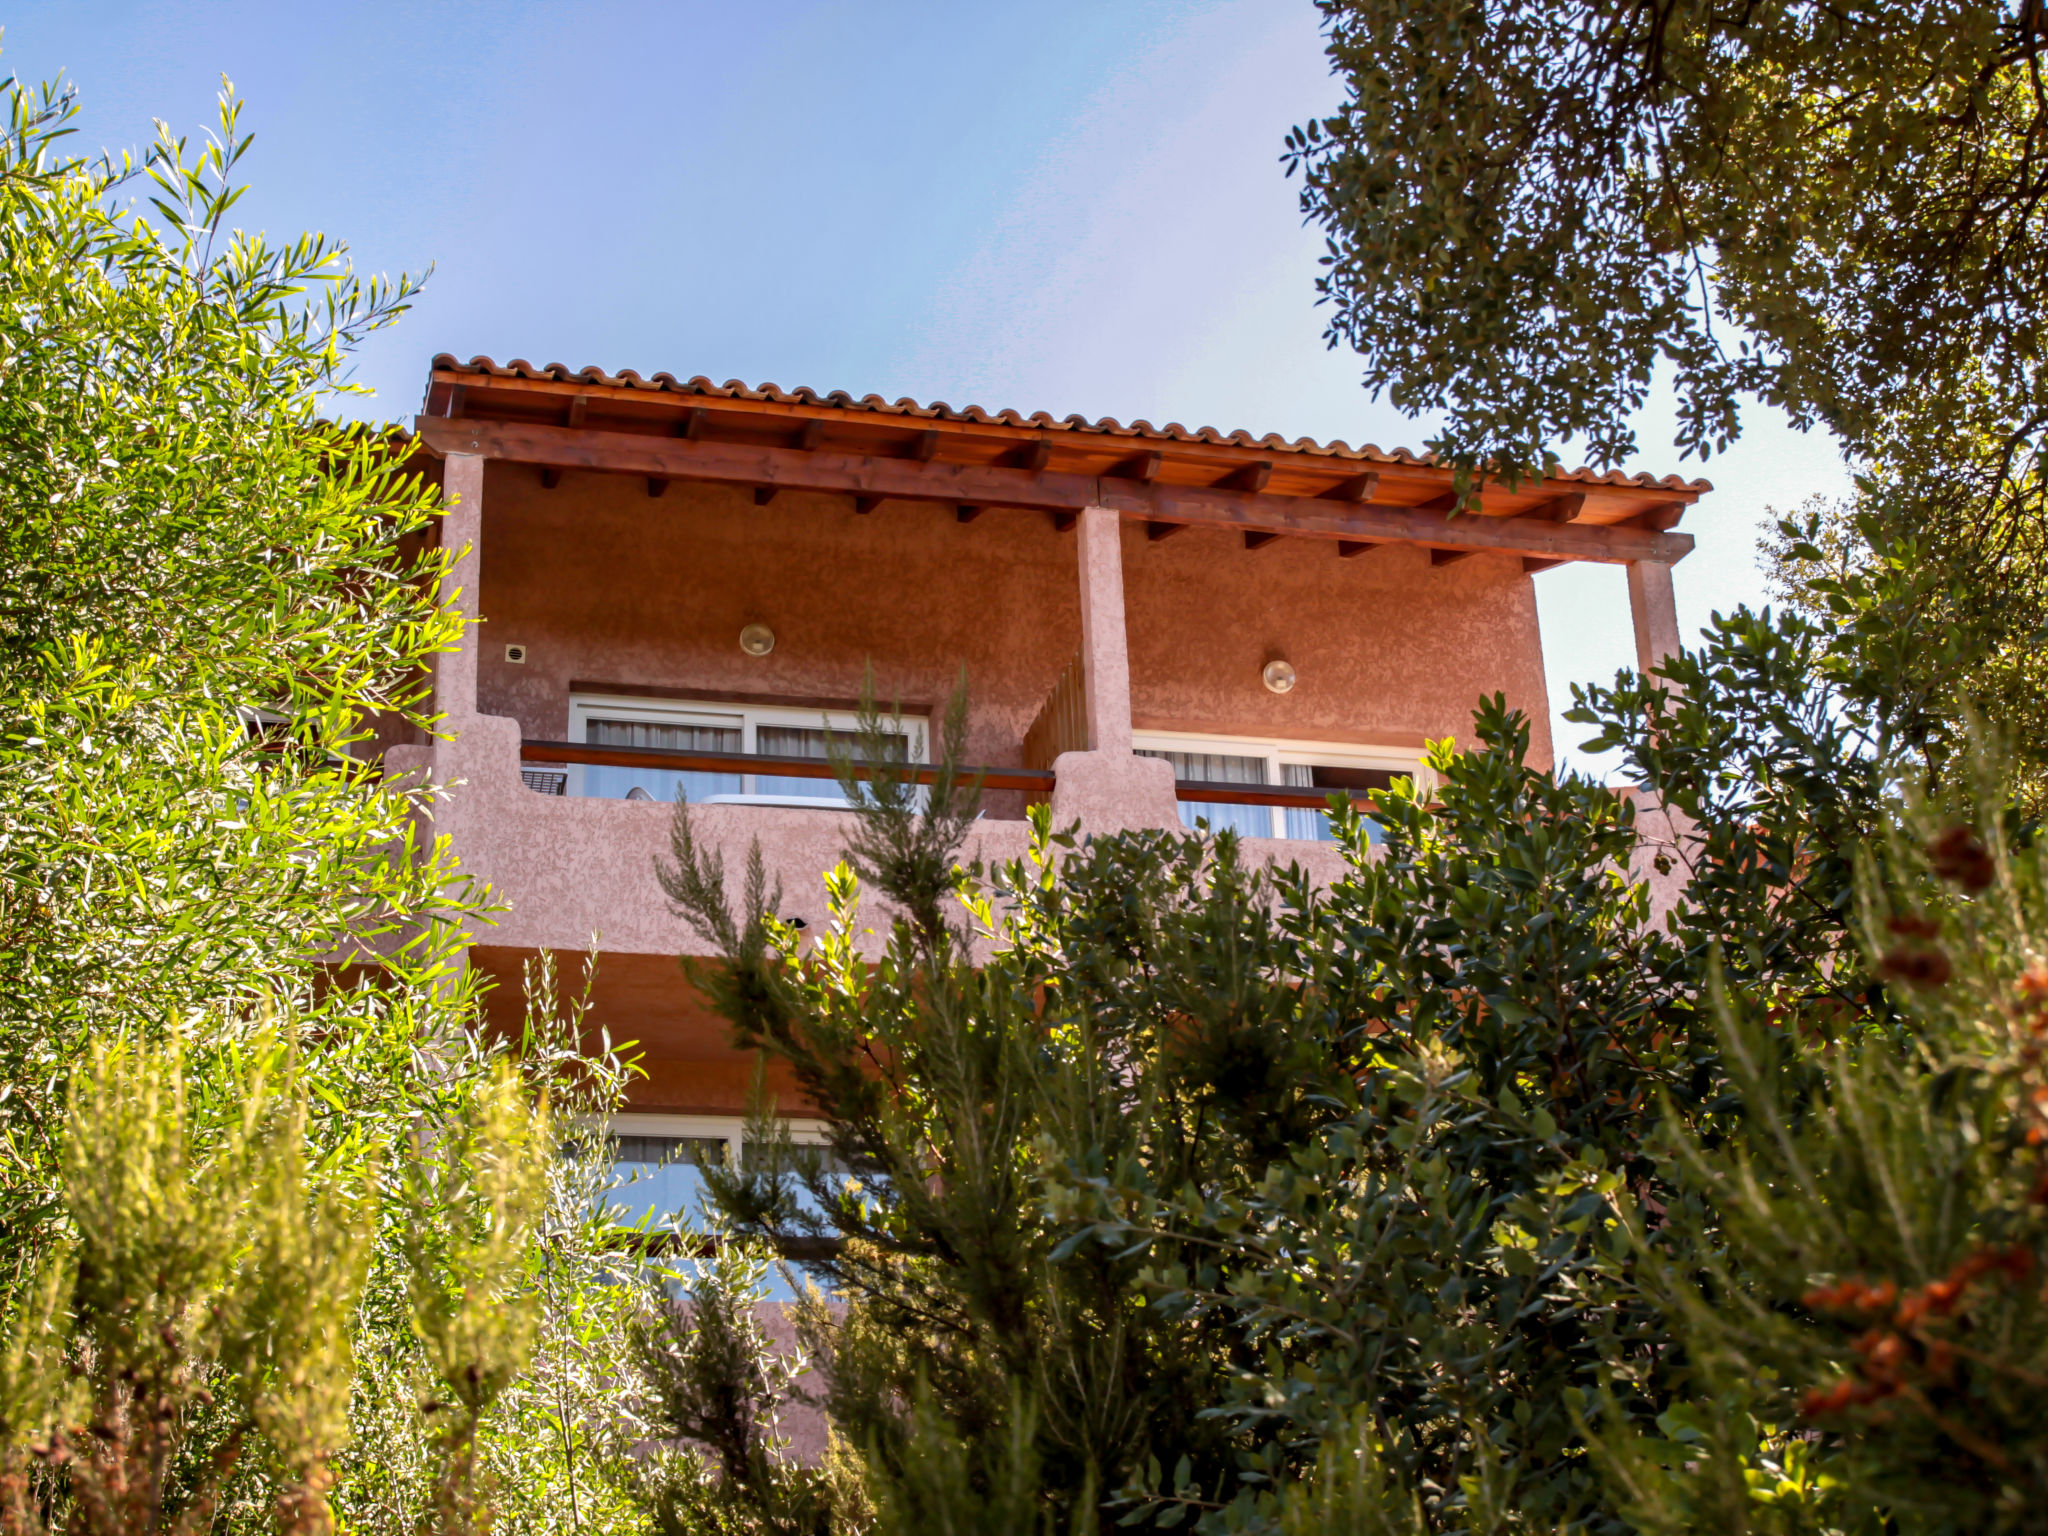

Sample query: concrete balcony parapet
[401,717,1366,963]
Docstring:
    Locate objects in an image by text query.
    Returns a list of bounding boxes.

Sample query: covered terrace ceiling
[414,356,1710,571]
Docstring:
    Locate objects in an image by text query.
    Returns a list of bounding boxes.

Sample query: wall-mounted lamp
[739,623,776,657]
[1262,658,1296,695]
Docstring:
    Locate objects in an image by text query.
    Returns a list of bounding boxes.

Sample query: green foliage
[0,60,478,1259]
[1287,1,2048,484]
[1764,453,2048,814]
[1291,0,2048,814]
[0,58,673,1536]
[660,688,1258,1531]
[0,1027,381,1536]
[630,1230,843,1536]
[664,683,1869,1532]
[1592,797,2048,1534]
[400,1063,553,1536]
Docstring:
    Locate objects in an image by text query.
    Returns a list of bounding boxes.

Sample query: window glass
[1139,748,1273,839]
[756,724,910,799]
[605,1133,731,1228]
[582,715,742,803]
[1282,762,1395,843]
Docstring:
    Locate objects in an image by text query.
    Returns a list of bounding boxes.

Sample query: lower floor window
[602,1114,841,1229]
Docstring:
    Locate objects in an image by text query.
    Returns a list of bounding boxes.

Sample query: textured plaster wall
[470,464,1084,790]
[1120,520,1554,766]
[471,467,1552,772]
[419,466,1547,1113]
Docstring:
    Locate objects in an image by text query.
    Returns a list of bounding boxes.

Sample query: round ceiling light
[1262,658,1297,695]
[739,623,776,657]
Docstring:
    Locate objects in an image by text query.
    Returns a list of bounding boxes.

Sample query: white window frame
[565,692,929,806]
[606,1111,834,1167]
[1132,728,1428,840]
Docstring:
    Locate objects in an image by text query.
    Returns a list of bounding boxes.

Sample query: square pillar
[435,452,485,725]
[1626,559,1681,675]
[1076,505,1134,753]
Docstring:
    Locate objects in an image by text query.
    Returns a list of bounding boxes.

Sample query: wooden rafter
[414,417,1696,567]
[1320,472,1379,503]
[1517,492,1586,522]
[1109,450,1163,483]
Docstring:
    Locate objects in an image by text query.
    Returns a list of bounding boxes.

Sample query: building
[386,354,1706,1202]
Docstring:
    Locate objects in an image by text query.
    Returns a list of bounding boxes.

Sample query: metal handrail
[519,740,1055,793]
[518,741,1381,812]
[1169,780,1377,811]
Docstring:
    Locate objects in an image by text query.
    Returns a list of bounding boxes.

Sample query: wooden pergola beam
[415,417,1695,566]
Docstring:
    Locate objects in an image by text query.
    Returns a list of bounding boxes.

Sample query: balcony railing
[518,740,1055,792]
[518,740,1370,811]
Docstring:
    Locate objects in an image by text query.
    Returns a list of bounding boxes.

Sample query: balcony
[390,717,1372,962]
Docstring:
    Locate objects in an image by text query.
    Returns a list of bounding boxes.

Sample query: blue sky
[7,0,1852,774]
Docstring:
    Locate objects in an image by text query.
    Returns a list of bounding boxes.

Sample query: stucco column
[1626,559,1682,676]
[1076,505,1134,752]
[1050,507,1181,833]
[435,452,485,725]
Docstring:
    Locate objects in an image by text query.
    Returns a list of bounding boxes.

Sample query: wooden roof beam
[1320,472,1379,503]
[1215,462,1271,493]
[1628,501,1688,531]
[415,417,1695,566]
[1516,492,1586,522]
[425,380,467,418]
[1093,476,1693,565]
[1109,450,1163,483]
[1009,441,1053,471]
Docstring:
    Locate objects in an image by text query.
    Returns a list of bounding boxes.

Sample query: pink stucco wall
[394,462,1557,1113]
[1121,523,1553,764]
[467,466,1552,777]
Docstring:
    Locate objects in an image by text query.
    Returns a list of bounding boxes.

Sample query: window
[602,1112,840,1229]
[557,694,927,805]
[1133,731,1422,842]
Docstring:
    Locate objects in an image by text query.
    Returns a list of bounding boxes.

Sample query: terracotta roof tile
[429,355,1711,494]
